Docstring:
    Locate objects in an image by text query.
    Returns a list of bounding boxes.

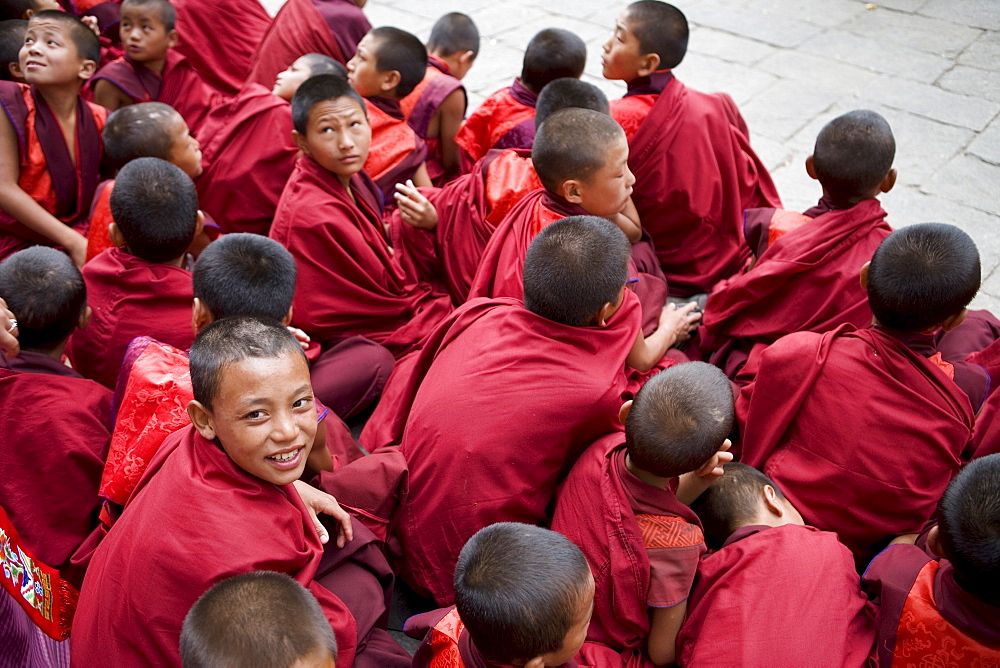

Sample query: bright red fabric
[455,82,536,170]
[364,99,428,203]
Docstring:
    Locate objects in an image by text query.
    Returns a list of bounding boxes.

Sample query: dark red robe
[618,71,781,296]
[400,58,465,184]
[195,83,298,236]
[0,82,106,260]
[67,246,195,388]
[364,97,428,206]
[454,78,536,172]
[677,525,876,665]
[699,198,892,379]
[246,0,370,87]
[360,296,641,604]
[737,325,976,564]
[269,155,452,358]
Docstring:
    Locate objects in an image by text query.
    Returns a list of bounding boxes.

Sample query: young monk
[346,26,430,203]
[67,157,200,388]
[0,18,27,81]
[405,523,595,668]
[72,316,411,667]
[602,0,780,297]
[196,53,345,236]
[181,572,338,668]
[738,223,984,565]
[699,110,896,380]
[862,455,1000,663]
[455,28,586,170]
[89,0,224,134]
[677,463,876,665]
[0,10,105,266]
[400,12,478,183]
[247,0,369,88]
[363,216,683,605]
[269,74,453,359]
[551,362,733,667]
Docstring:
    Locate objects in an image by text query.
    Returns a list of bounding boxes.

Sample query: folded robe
[364,97,428,207]
[454,78,536,172]
[361,296,641,604]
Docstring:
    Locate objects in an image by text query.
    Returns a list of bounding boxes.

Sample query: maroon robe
[399,57,465,184]
[246,0,370,87]
[737,325,976,564]
[677,525,876,665]
[269,155,452,358]
[454,78,537,172]
[619,72,781,296]
[699,198,892,379]
[67,246,195,389]
[360,296,641,605]
[195,83,297,236]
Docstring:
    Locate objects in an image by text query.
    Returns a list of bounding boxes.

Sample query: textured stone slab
[938,65,1000,103]
[740,79,842,142]
[922,154,1000,214]
[920,0,1000,32]
[742,0,867,29]
[968,117,1000,165]
[688,26,778,66]
[801,29,952,80]
[676,52,780,107]
[685,3,824,48]
[858,75,1000,130]
[841,7,982,58]
[755,50,879,97]
[959,31,1000,69]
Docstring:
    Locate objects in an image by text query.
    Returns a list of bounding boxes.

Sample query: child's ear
[381,69,401,94]
[938,308,968,333]
[618,399,633,424]
[8,62,23,80]
[166,29,179,49]
[108,222,126,248]
[191,297,212,334]
[805,155,818,181]
[926,524,944,557]
[858,261,870,292]
[293,129,310,156]
[524,657,546,668]
[595,300,616,327]
[187,400,216,440]
[880,168,897,194]
[77,305,93,331]
[195,210,205,237]
[282,305,294,327]
[636,52,661,78]
[763,485,784,518]
[560,178,583,204]
[78,58,97,81]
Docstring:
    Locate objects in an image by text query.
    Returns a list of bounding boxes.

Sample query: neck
[430,52,458,76]
[34,82,81,118]
[25,341,68,362]
[139,56,167,76]
[625,453,670,490]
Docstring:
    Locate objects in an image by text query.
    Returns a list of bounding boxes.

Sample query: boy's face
[197,352,318,486]
[539,573,595,666]
[20,17,95,85]
[601,12,647,81]
[346,34,390,98]
[294,96,371,187]
[165,112,203,178]
[120,2,177,64]
[571,133,634,218]
[273,55,313,102]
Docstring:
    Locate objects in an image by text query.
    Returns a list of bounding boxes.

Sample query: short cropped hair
[626,362,734,480]
[0,19,27,80]
[180,571,337,668]
[938,454,1000,605]
[30,10,100,64]
[120,0,176,31]
[0,247,85,349]
[110,157,199,263]
[189,316,305,412]
[454,523,591,665]
[534,78,609,128]
[427,12,479,58]
[292,73,365,135]
[193,234,296,323]
[368,26,427,98]
[625,1,688,69]
[813,110,895,202]
[867,223,980,332]
[520,28,586,94]
[692,463,784,550]
[532,107,624,193]
[103,102,178,170]
[299,52,347,79]
[0,2,32,22]
[523,216,630,327]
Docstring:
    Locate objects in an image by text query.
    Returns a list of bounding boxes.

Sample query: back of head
[180,571,337,668]
[625,1,688,69]
[0,246,84,350]
[103,102,178,171]
[534,78,609,128]
[110,157,199,263]
[532,107,624,193]
[521,28,586,94]
[626,362,734,479]
[427,12,479,58]
[813,110,895,202]
[692,462,783,550]
[369,26,427,97]
[30,10,100,64]
[0,19,27,80]
[523,215,630,327]
[454,523,592,665]
[121,0,176,31]
[189,315,304,412]
[300,52,347,79]
[193,234,296,322]
[0,2,31,22]
[867,223,980,332]
[938,454,1000,605]
[292,73,365,134]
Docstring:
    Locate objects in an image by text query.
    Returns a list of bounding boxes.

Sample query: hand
[287,326,311,351]
[394,180,438,230]
[0,298,18,358]
[81,15,101,37]
[65,232,88,269]
[693,439,733,484]
[658,301,701,344]
[292,480,354,548]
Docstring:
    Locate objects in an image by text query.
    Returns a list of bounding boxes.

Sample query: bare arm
[647,601,687,666]
[437,88,467,176]
[91,79,132,112]
[610,197,642,243]
[676,440,733,505]
[411,162,432,188]
[626,302,701,372]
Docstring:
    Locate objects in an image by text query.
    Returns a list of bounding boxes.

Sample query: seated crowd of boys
[0,0,997,666]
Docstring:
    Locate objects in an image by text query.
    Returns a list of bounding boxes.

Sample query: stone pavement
[262,0,1000,310]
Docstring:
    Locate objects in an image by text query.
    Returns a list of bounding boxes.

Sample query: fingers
[1,298,18,358]
[314,517,330,545]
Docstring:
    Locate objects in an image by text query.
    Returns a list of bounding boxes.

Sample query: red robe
[699,198,892,379]
[617,71,781,296]
[551,435,705,668]
[84,180,115,262]
[454,78,536,172]
[399,57,465,184]
[172,0,272,96]
[269,156,452,358]
[677,525,876,665]
[67,246,195,389]
[195,83,298,236]
[0,82,106,260]
[361,296,642,604]
[246,0,370,87]
[88,50,226,133]
[737,325,976,564]
[364,97,428,206]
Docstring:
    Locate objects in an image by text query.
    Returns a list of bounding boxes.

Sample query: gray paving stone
[958,31,1000,69]
[754,49,878,97]
[968,117,1000,165]
[674,52,780,106]
[840,6,982,58]
[363,5,433,39]
[687,26,779,65]
[494,13,610,46]
[461,41,526,104]
[741,0,867,29]
[800,29,953,80]
[739,79,842,141]
[977,264,1000,311]
[746,132,796,173]
[768,155,819,212]
[459,2,552,40]
[397,0,497,21]
[858,75,1000,130]
[919,0,1000,32]
[922,154,1000,214]
[684,3,825,48]
[938,65,1000,103]
[861,0,930,11]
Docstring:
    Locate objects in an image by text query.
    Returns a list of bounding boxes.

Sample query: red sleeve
[637,514,706,607]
